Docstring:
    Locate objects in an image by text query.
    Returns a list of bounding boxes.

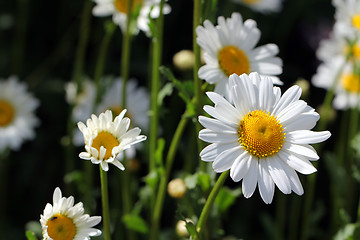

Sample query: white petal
[199,129,238,143]
[258,160,275,204]
[286,130,331,144]
[278,150,317,174]
[272,85,302,116]
[242,158,258,198]
[266,157,291,194]
[230,151,251,182]
[249,44,279,60]
[100,162,109,171]
[212,146,242,172]
[277,100,307,124]
[283,111,320,131]
[203,105,239,127]
[198,116,236,133]
[200,142,239,162]
[279,161,304,195]
[283,142,319,160]
[79,152,91,160]
[111,160,125,171]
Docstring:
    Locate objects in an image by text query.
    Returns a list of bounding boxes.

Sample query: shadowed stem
[194,170,229,240]
[100,167,111,240]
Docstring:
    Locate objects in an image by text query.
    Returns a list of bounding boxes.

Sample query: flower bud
[167,178,187,199]
[173,50,194,71]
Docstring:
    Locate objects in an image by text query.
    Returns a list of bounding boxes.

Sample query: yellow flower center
[218,45,250,77]
[352,14,360,31]
[341,73,360,93]
[238,110,285,158]
[0,99,15,127]
[242,0,260,5]
[92,131,120,160]
[114,0,143,14]
[46,214,76,240]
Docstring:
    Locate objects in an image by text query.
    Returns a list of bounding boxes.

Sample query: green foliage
[334,223,360,240]
[122,213,149,234]
[215,187,242,213]
[25,231,38,240]
[185,219,200,239]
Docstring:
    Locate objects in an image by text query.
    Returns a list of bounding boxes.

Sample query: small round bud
[173,50,195,71]
[295,78,310,99]
[167,178,187,199]
[176,219,191,238]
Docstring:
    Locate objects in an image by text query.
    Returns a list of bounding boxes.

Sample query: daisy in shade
[312,56,360,110]
[92,0,171,35]
[332,0,360,39]
[196,12,283,99]
[198,72,331,204]
[78,109,146,171]
[40,187,101,240]
[0,76,39,152]
[233,0,283,14]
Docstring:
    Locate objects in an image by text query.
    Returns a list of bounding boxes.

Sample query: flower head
[92,0,171,35]
[78,109,146,171]
[0,76,39,152]
[196,12,283,99]
[40,187,101,240]
[198,72,331,204]
[233,0,283,14]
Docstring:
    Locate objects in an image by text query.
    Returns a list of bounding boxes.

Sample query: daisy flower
[92,0,171,35]
[312,56,360,110]
[40,187,101,240]
[196,12,282,99]
[78,109,146,171]
[198,72,331,204]
[0,76,39,152]
[332,0,360,38]
[233,0,283,14]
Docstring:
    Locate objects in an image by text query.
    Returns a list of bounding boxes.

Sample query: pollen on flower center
[92,131,120,160]
[0,99,15,127]
[46,214,76,240]
[114,0,143,14]
[218,45,250,77]
[238,110,285,158]
[341,73,360,93]
[352,14,360,31]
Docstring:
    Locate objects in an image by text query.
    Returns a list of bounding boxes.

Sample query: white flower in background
[66,78,149,152]
[196,12,282,99]
[198,72,331,204]
[233,0,283,14]
[78,110,146,171]
[92,0,171,35]
[40,187,101,240]
[312,56,360,110]
[0,76,39,152]
[332,0,360,38]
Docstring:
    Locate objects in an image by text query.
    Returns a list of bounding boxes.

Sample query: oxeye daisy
[92,0,171,35]
[312,57,360,110]
[233,0,283,14]
[0,76,39,152]
[332,0,360,38]
[198,72,331,204]
[78,109,146,171]
[196,12,283,99]
[40,187,101,240]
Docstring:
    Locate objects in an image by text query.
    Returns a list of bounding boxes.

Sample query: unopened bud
[173,50,194,71]
[176,219,192,238]
[167,178,187,199]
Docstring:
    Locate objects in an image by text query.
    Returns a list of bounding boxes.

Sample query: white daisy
[78,109,146,171]
[0,76,39,152]
[332,0,360,38]
[198,72,331,204]
[40,187,101,240]
[233,0,283,14]
[196,12,283,99]
[92,0,171,35]
[312,56,360,110]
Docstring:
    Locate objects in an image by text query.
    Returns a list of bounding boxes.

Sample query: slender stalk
[149,0,165,172]
[150,113,189,240]
[194,171,230,240]
[193,0,205,171]
[100,167,112,240]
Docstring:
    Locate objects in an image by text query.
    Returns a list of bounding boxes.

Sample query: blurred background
[0,0,344,239]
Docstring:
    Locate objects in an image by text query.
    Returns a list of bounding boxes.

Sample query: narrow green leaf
[122,213,149,234]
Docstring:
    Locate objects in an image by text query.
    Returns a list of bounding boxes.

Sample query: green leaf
[155,138,165,168]
[157,82,174,106]
[197,172,211,193]
[143,170,160,190]
[122,213,149,234]
[184,173,198,189]
[334,223,360,240]
[215,187,242,213]
[25,231,38,240]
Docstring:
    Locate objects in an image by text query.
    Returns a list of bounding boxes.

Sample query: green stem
[193,0,205,172]
[194,171,229,240]
[149,0,165,172]
[150,113,189,240]
[100,166,112,240]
